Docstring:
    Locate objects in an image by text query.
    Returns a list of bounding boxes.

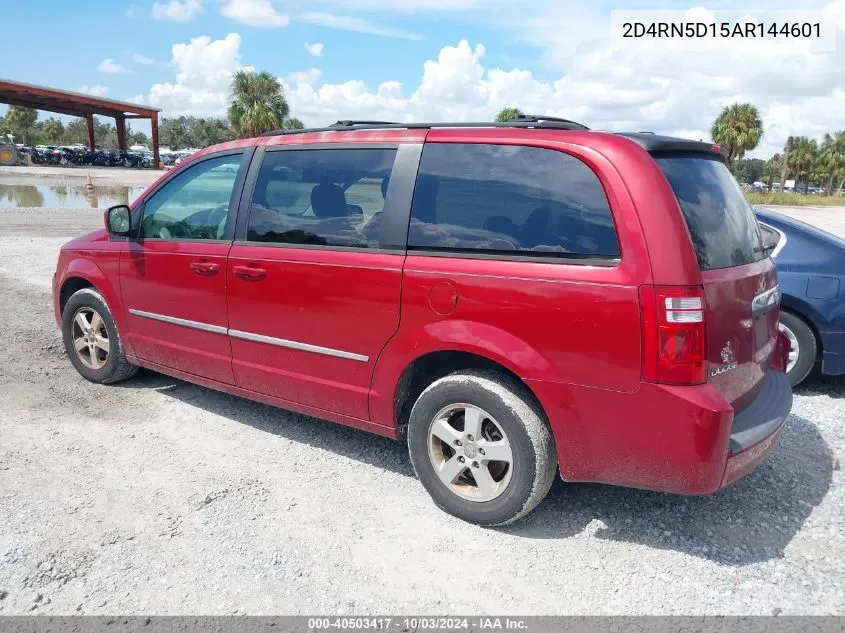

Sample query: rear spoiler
[618,133,726,161]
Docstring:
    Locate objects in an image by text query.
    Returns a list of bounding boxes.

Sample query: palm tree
[228,70,289,138]
[283,118,304,130]
[495,107,524,122]
[763,153,781,190]
[710,103,763,165]
[43,118,64,144]
[819,131,845,195]
[787,137,818,190]
[780,136,794,191]
[6,106,38,145]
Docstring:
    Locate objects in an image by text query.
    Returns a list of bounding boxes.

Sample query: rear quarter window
[656,155,765,270]
[409,143,620,259]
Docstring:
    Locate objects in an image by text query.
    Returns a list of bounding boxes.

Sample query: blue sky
[1,1,534,102]
[2,0,844,156]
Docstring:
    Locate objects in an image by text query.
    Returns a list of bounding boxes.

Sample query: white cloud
[305,42,324,56]
[288,68,323,85]
[147,33,248,116]
[306,0,494,11]
[280,26,845,158]
[79,85,110,97]
[97,58,129,74]
[126,94,146,104]
[152,0,202,22]
[297,12,423,40]
[137,0,845,158]
[132,53,155,65]
[125,4,140,18]
[220,0,289,27]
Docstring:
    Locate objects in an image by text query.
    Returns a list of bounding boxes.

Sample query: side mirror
[105,205,131,236]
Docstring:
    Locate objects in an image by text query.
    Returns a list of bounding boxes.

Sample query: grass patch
[746,191,845,206]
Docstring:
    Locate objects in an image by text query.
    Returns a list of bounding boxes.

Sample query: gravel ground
[0,203,843,616]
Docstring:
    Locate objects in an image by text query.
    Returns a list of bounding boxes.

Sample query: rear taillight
[640,285,707,385]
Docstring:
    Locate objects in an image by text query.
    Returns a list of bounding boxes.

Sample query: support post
[151,115,160,169]
[86,113,96,151]
[116,114,127,150]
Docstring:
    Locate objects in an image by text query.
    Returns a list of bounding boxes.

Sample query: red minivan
[53,116,793,525]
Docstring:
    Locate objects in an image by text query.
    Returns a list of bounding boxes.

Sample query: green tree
[495,107,524,122]
[787,136,818,190]
[63,118,89,145]
[819,131,845,195]
[0,116,11,141]
[128,129,151,147]
[808,164,828,188]
[763,154,781,190]
[6,106,38,144]
[159,118,190,150]
[42,118,64,143]
[780,136,793,190]
[158,116,235,149]
[55,116,121,148]
[93,120,118,148]
[730,158,766,184]
[710,103,763,165]
[194,117,235,146]
[228,70,289,138]
[283,118,304,130]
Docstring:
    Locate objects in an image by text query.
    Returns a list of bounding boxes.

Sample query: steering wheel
[143,205,230,240]
[143,213,185,239]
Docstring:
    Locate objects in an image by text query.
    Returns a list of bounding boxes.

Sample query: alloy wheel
[427,403,514,502]
[71,307,110,370]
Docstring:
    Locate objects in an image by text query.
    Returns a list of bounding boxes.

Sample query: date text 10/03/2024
[307,617,529,630]
[622,22,821,39]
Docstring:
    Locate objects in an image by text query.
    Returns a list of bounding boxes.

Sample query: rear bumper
[819,331,845,375]
[721,370,792,488]
[528,369,792,495]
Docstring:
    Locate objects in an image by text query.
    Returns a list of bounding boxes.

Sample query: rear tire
[407,370,557,526]
[779,310,816,387]
[62,288,138,384]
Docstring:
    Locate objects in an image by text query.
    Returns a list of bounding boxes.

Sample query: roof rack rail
[260,117,590,137]
[508,114,589,129]
[330,120,399,127]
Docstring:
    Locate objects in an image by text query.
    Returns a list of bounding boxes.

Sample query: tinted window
[247,149,396,248]
[656,156,765,270]
[141,154,243,240]
[759,223,782,256]
[408,144,619,258]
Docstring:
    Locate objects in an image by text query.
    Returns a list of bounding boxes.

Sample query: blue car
[755,208,845,386]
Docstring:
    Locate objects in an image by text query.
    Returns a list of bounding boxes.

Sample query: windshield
[656,155,765,270]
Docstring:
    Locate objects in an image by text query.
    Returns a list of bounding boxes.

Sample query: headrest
[311,183,348,218]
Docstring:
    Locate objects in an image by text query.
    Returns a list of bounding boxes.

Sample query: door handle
[233,264,267,281]
[190,260,220,276]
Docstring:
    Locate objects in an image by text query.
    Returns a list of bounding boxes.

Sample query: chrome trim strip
[228,329,369,362]
[129,309,229,335]
[130,308,369,362]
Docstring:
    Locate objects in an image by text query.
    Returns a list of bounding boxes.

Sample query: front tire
[408,370,557,526]
[779,310,817,387]
[62,288,138,384]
